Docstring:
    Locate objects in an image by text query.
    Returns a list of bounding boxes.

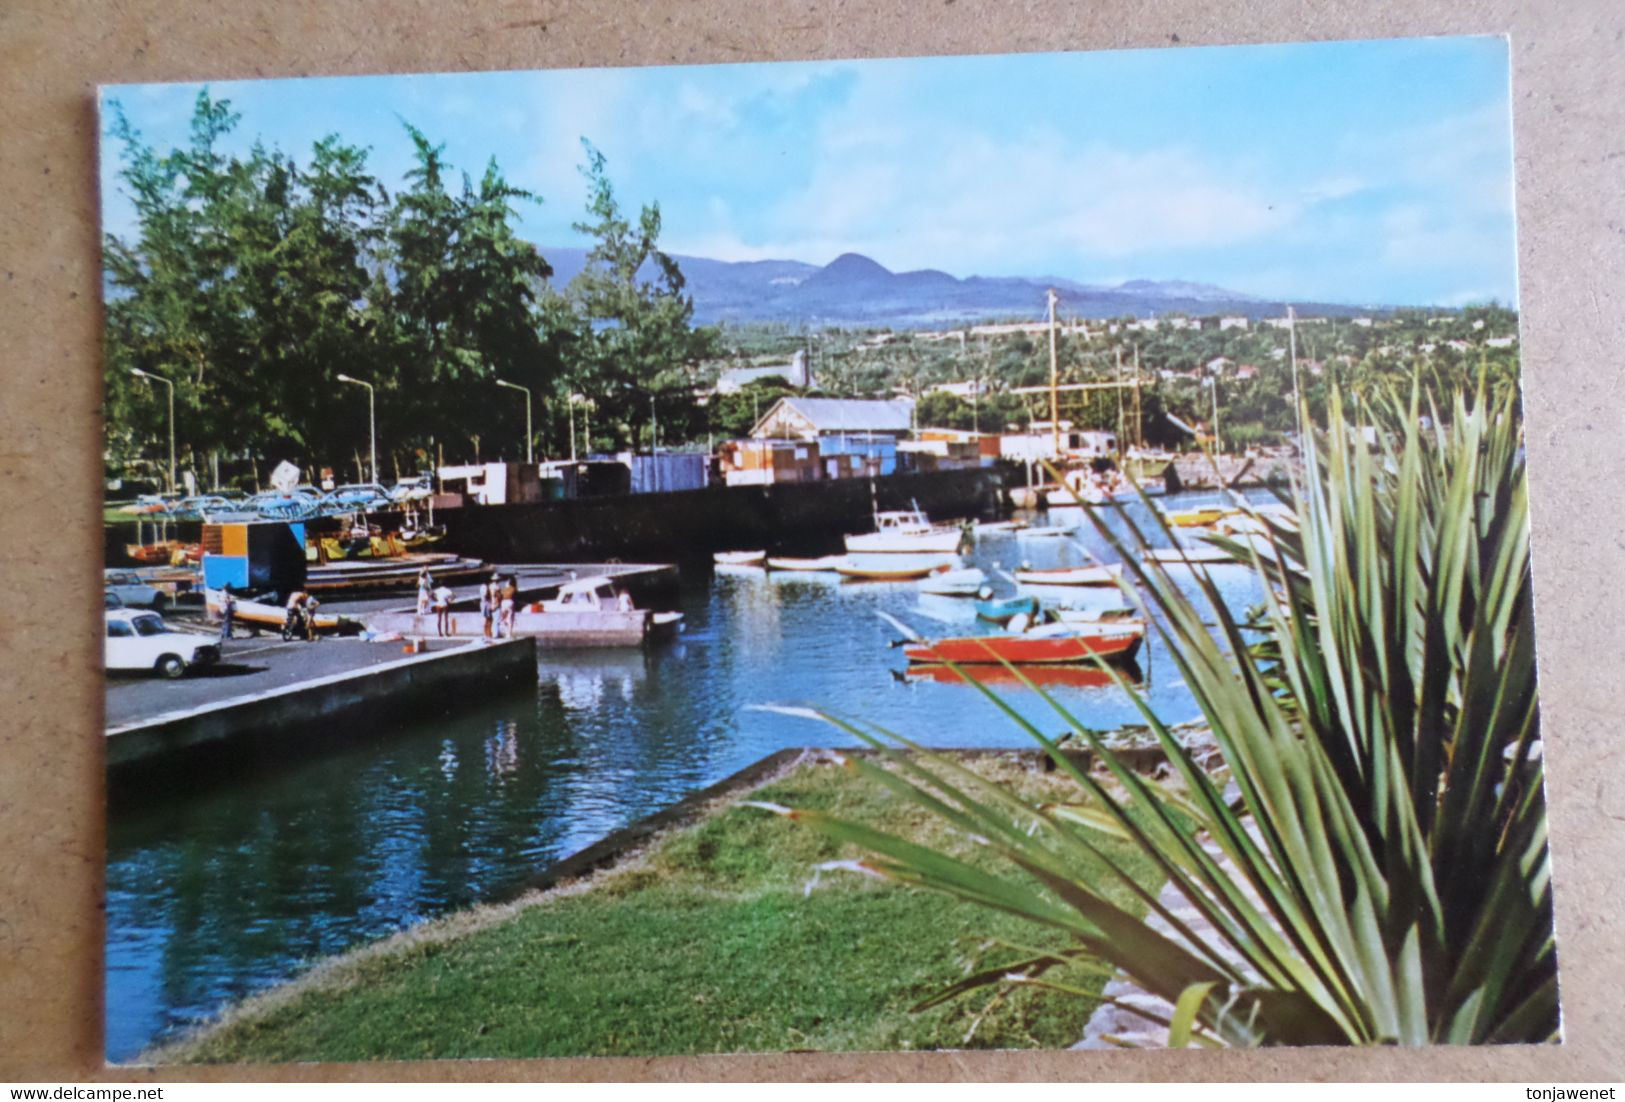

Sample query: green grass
[157,755,1162,1063]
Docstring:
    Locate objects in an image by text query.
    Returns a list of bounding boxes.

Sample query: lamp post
[129,368,175,494]
[494,378,533,464]
[334,373,376,485]
[568,393,585,464]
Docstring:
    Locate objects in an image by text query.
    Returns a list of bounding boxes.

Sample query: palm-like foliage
[757,384,1556,1045]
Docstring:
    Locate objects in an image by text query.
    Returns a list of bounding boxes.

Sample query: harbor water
[105,490,1276,1061]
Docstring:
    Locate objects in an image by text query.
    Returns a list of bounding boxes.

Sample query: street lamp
[334,374,376,485]
[494,378,533,464]
[567,393,587,465]
[129,368,175,494]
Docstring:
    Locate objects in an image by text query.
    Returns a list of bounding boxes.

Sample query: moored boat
[1163,506,1236,528]
[903,621,1144,665]
[845,509,965,554]
[974,593,1040,624]
[917,567,988,596]
[1142,543,1235,565]
[1050,606,1143,627]
[905,662,1132,688]
[1017,524,1079,539]
[972,519,1029,535]
[713,550,768,567]
[766,555,849,572]
[836,555,957,581]
[1014,563,1124,586]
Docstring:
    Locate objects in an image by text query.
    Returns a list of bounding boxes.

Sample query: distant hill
[539,247,1392,328]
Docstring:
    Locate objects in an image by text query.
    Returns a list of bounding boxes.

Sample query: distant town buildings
[715,349,814,394]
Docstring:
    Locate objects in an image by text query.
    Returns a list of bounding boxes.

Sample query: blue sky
[99,37,1517,307]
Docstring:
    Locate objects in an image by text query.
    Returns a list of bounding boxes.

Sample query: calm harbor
[105,490,1268,1061]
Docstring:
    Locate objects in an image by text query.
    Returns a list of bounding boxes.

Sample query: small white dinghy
[918,567,988,596]
[713,549,767,567]
[1142,543,1234,565]
[1014,562,1124,586]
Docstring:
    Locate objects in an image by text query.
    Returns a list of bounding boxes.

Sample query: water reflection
[105,491,1277,1061]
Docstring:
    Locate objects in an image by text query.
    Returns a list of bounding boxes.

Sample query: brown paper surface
[1,0,1621,1082]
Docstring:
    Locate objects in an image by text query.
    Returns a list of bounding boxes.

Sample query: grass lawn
[156,754,1163,1063]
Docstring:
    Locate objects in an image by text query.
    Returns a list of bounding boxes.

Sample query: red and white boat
[904,621,1144,665]
[904,663,1127,688]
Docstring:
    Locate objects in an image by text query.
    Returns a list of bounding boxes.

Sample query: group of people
[417,569,518,639]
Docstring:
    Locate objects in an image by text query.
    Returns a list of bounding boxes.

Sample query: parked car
[104,609,219,679]
[103,569,164,608]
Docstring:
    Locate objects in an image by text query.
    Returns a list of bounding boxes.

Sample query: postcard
[98,36,1552,1063]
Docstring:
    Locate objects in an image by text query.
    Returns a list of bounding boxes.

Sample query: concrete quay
[105,635,538,774]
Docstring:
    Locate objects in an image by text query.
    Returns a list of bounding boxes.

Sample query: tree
[103,92,389,481]
[566,141,716,450]
[382,125,557,463]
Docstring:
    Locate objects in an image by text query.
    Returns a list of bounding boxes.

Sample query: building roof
[751,396,915,438]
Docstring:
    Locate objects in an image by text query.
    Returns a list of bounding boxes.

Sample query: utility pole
[129,368,175,494]
[1047,288,1060,458]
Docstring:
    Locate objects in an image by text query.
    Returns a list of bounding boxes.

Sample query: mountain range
[540,247,1390,328]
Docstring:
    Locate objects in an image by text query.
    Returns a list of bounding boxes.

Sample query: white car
[105,609,220,679]
[104,569,163,609]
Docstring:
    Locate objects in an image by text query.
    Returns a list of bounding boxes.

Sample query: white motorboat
[845,509,965,554]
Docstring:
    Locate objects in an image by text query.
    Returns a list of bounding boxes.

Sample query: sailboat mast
[1288,304,1304,444]
[1047,288,1060,459]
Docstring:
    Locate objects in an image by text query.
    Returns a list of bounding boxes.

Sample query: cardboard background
[2,0,1621,1081]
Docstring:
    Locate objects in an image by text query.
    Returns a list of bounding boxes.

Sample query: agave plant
[755,383,1556,1046]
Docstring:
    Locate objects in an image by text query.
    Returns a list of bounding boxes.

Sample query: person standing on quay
[499,576,517,638]
[416,569,433,617]
[218,589,235,643]
[433,582,454,637]
[479,576,495,639]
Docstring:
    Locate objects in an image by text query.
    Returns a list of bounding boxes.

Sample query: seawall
[106,637,538,781]
[438,467,1008,562]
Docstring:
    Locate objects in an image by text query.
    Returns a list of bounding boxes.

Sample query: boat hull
[974,595,1041,623]
[766,555,849,572]
[1014,564,1123,586]
[918,568,987,596]
[836,556,954,581]
[713,550,767,566]
[905,629,1142,665]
